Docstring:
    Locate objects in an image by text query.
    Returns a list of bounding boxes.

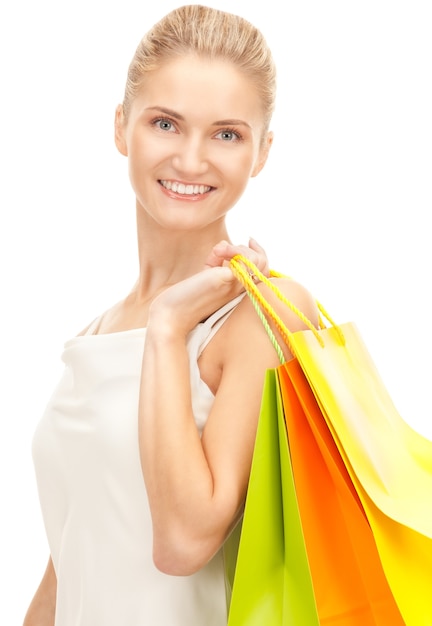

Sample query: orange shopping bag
[278,360,404,624]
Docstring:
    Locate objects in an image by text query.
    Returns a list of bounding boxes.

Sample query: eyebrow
[146,106,185,121]
[212,118,252,129]
[145,106,251,129]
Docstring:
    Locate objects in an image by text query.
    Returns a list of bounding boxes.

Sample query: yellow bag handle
[229,254,345,363]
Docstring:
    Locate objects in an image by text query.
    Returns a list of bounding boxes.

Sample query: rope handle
[229,254,345,363]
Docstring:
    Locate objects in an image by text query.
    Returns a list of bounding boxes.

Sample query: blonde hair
[122,5,276,131]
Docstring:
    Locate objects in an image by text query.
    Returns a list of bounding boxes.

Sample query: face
[115,55,272,232]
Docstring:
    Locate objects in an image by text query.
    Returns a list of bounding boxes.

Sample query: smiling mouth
[159,180,213,195]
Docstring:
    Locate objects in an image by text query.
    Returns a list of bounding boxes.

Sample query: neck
[131,217,231,302]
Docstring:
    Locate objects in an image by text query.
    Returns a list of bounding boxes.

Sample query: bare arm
[139,261,318,575]
[23,557,56,626]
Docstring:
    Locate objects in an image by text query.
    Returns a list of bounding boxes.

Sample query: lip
[158,179,215,200]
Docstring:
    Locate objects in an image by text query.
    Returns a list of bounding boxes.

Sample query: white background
[1,0,431,621]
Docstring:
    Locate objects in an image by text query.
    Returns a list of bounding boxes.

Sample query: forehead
[130,55,265,126]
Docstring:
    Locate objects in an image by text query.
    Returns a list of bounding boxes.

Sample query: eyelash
[150,117,244,142]
[151,117,177,132]
[215,127,244,142]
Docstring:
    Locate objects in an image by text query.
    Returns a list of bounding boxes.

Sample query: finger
[204,239,270,277]
[203,240,230,268]
[247,238,270,276]
[209,240,257,263]
[248,237,265,254]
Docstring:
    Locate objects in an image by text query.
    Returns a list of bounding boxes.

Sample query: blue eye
[215,129,242,142]
[153,118,176,132]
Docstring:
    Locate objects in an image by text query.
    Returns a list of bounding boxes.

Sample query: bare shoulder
[74,298,125,337]
[259,275,319,331]
[232,275,319,337]
[76,314,103,337]
[76,321,96,337]
[211,276,319,372]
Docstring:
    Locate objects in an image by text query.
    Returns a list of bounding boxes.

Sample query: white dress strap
[197,293,246,357]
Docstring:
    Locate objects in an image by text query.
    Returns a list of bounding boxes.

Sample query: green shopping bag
[225,369,319,625]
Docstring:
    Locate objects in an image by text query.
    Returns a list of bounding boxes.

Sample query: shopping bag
[225,369,320,625]
[279,360,405,624]
[229,255,432,626]
[289,323,432,625]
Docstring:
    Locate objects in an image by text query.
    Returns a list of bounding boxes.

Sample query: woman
[24,5,318,625]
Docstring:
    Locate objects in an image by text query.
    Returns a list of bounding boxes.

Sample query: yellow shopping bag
[290,322,432,625]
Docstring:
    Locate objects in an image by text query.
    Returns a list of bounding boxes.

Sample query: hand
[147,238,270,337]
[204,237,269,277]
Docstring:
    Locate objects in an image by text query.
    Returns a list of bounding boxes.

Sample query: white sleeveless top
[32,295,244,626]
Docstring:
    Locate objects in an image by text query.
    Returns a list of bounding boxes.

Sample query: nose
[171,133,209,177]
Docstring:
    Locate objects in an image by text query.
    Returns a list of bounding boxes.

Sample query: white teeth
[160,180,211,195]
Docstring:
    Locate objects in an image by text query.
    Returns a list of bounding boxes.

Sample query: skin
[24,54,319,621]
[23,558,56,626]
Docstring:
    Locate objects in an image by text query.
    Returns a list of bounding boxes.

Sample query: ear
[251,131,274,178]
[114,104,128,156]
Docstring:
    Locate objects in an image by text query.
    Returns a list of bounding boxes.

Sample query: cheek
[213,143,256,173]
[224,150,257,186]
[222,155,256,205]
[127,136,163,182]
[128,134,148,162]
